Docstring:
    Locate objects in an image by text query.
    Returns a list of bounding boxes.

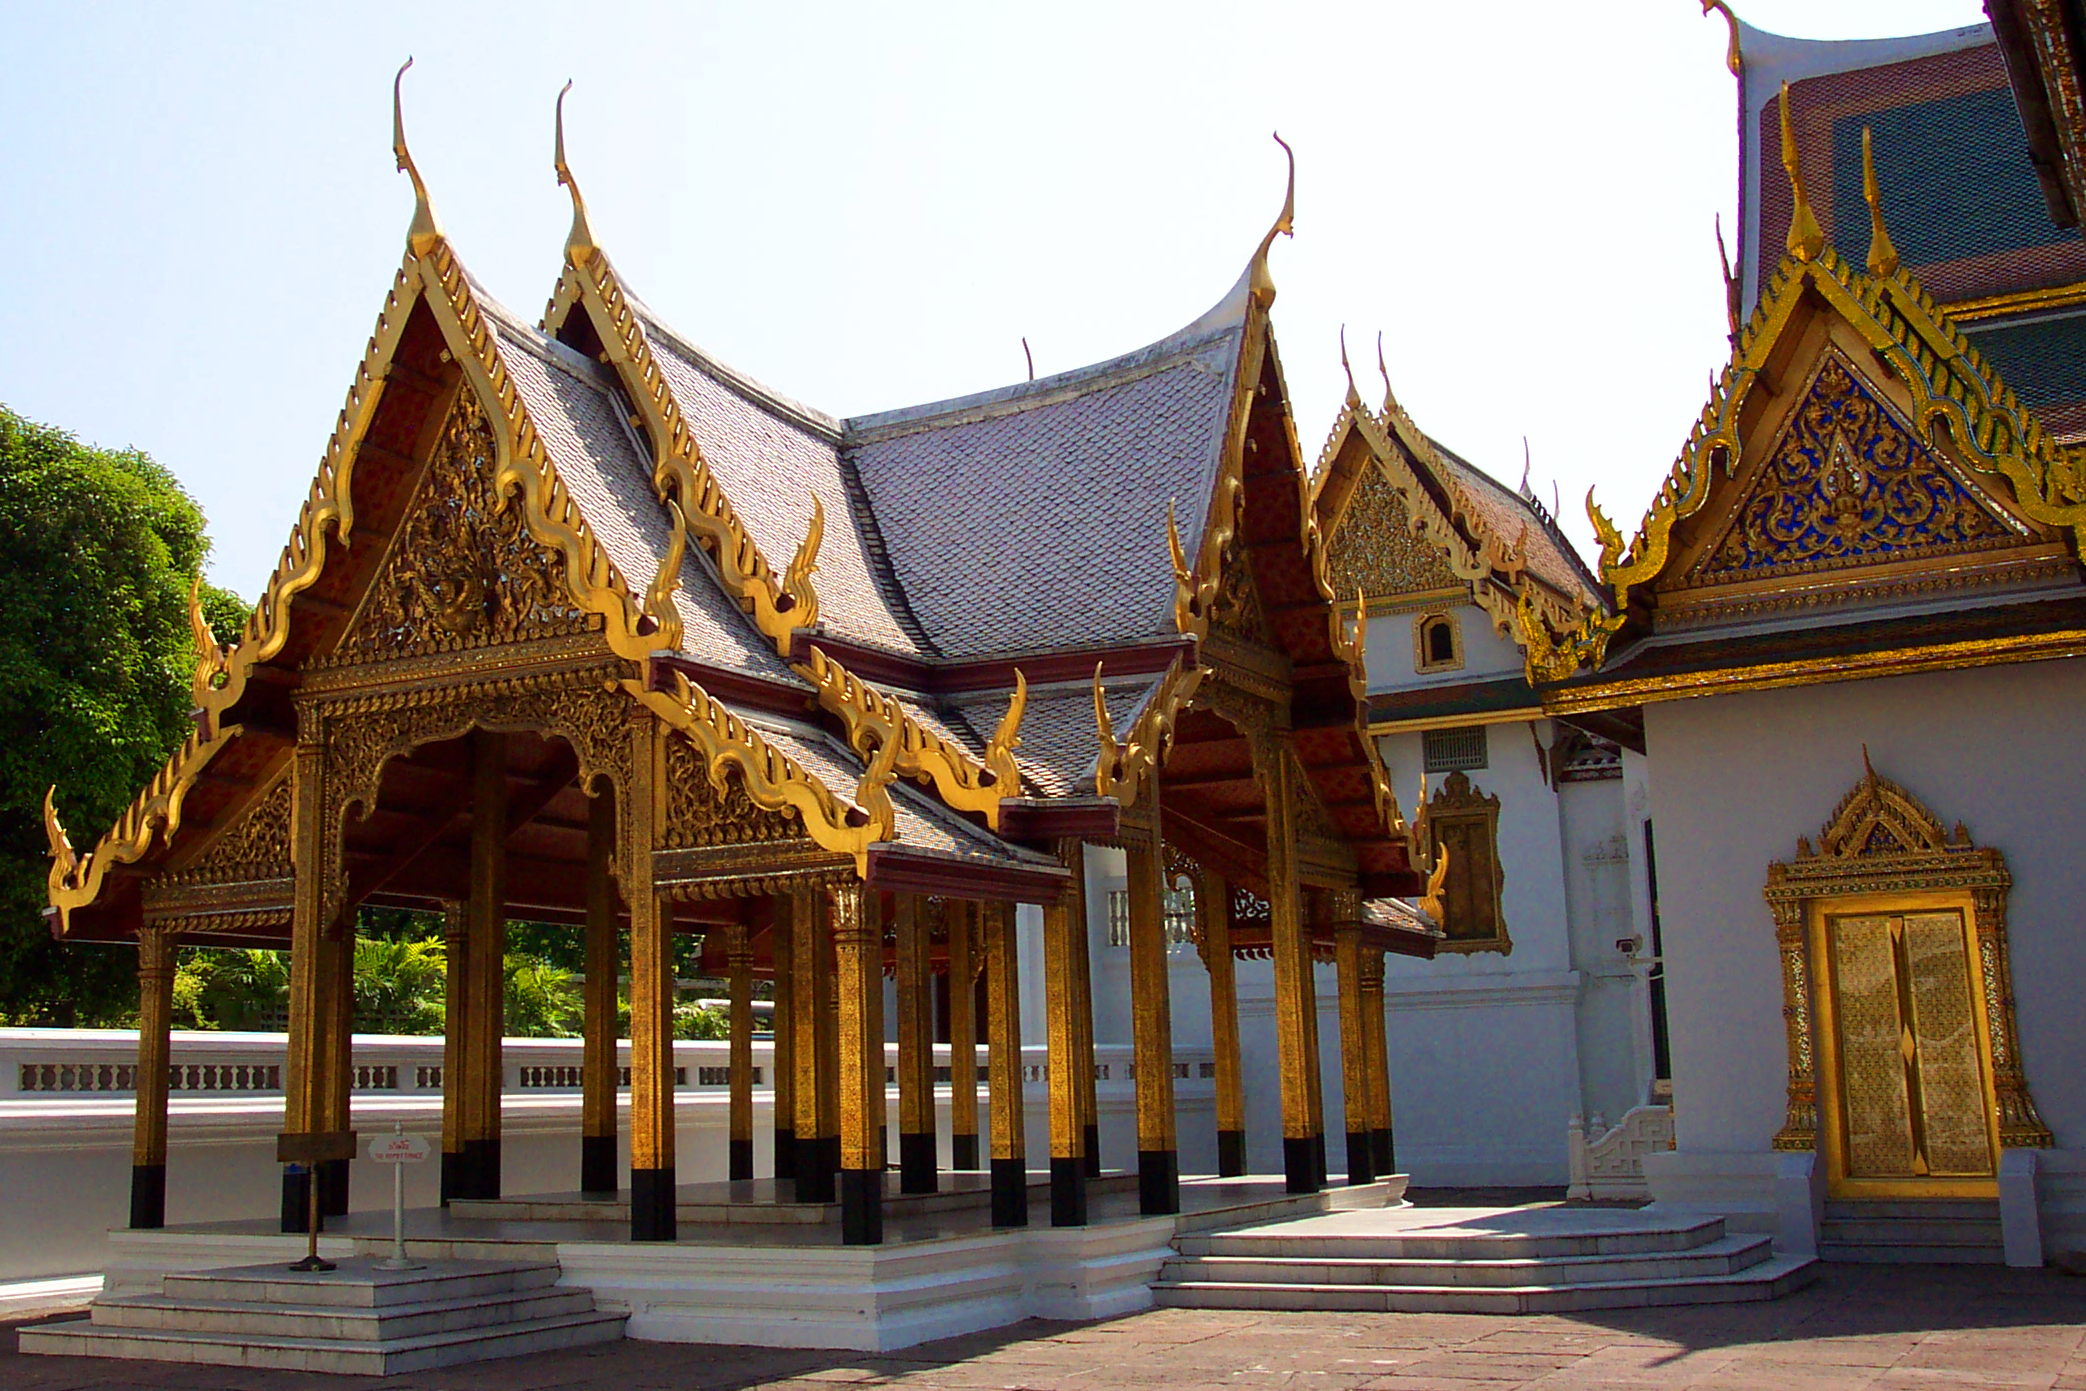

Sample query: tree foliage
[0,405,245,1024]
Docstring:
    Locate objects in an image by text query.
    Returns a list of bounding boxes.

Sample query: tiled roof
[1431,442,1602,607]
[843,305,1245,659]
[488,304,804,689]
[635,309,932,657]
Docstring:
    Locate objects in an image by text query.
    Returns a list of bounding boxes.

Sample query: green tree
[0,405,245,1025]
[354,935,447,1035]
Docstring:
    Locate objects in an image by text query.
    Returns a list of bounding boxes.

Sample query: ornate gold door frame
[1766,757,2049,1200]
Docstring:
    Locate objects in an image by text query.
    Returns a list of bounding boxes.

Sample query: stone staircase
[1819,1199,2005,1264]
[19,1257,625,1375]
[1154,1206,1817,1314]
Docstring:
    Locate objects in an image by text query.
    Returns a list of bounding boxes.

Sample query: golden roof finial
[1699,0,1742,75]
[1375,329,1398,415]
[392,58,443,256]
[1338,325,1360,408]
[1247,133,1296,308]
[1780,82,1825,261]
[554,80,599,264]
[1861,126,1899,277]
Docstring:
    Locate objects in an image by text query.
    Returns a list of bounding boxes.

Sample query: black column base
[899,1131,938,1194]
[318,1156,350,1217]
[727,1137,754,1183]
[1137,1149,1179,1216]
[773,1128,796,1183]
[1049,1156,1087,1227]
[841,1167,884,1245]
[990,1156,1029,1228]
[281,1165,313,1234]
[1082,1123,1102,1178]
[1283,1136,1323,1195]
[130,1163,166,1230]
[1216,1129,1248,1178]
[1345,1130,1375,1185]
[630,1166,677,1241]
[440,1150,461,1205]
[1372,1126,1394,1174]
[951,1132,980,1171]
[794,1139,836,1204]
[581,1134,619,1195]
[1313,1133,1330,1189]
[460,1137,501,1200]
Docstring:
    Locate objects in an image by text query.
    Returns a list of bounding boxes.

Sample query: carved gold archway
[1766,757,2049,1199]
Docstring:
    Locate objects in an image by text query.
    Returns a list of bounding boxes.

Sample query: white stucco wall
[1362,602,1523,692]
[1643,657,2086,1173]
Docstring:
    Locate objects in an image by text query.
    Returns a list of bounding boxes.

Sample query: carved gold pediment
[332,391,595,665]
[1326,464,1461,601]
[166,775,294,887]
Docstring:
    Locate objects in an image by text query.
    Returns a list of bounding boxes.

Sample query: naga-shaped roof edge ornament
[1698,0,1743,76]
[553,80,599,265]
[1519,122,2086,686]
[1248,132,1296,310]
[393,58,442,258]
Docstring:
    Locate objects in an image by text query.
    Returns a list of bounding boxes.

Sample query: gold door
[1816,905,1998,1197]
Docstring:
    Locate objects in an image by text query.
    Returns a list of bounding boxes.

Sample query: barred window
[1105,886,1198,948]
[1423,724,1488,774]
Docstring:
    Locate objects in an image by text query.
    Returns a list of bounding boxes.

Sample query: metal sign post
[370,1122,432,1271]
[277,1130,357,1273]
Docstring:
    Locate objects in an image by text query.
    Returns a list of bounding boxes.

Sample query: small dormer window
[1415,612,1462,673]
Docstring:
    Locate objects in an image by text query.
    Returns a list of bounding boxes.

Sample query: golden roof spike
[1374,329,1397,415]
[1338,325,1360,408]
[391,57,443,256]
[1247,132,1296,308]
[554,80,599,264]
[1862,126,1900,277]
[1699,0,1743,76]
[1779,82,1825,261]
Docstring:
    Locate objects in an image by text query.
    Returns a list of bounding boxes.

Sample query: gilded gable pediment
[1326,462,1462,602]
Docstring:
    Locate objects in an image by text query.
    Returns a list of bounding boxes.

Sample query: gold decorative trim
[1944,279,2086,324]
[800,646,1024,831]
[622,672,893,875]
[1415,770,1510,955]
[45,724,244,937]
[1413,611,1464,674]
[1094,658,1204,810]
[1765,756,2050,1170]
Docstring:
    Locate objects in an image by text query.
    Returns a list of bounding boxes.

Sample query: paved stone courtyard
[6,1263,2083,1390]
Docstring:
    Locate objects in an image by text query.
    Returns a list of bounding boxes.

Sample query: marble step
[1176,1217,1727,1263]
[1161,1234,1774,1289]
[162,1261,560,1308]
[1820,1209,2005,1264]
[1823,1199,1998,1221]
[19,1307,626,1376]
[90,1285,597,1341]
[1152,1253,1819,1315]
[1819,1240,2004,1265]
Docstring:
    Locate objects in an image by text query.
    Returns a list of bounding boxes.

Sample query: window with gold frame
[1422,770,1509,954]
[1413,611,1463,673]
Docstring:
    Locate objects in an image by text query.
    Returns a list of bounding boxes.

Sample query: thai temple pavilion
[39,80,1430,1248]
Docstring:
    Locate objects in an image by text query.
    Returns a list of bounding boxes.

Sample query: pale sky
[0,1,1989,601]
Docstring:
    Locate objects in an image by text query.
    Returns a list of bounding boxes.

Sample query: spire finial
[554,80,598,264]
[1519,438,1534,501]
[1338,325,1360,408]
[1247,133,1296,308]
[1861,126,1899,277]
[392,58,442,256]
[1715,213,1740,337]
[1780,82,1825,261]
[1374,330,1397,415]
[1022,336,1035,382]
[1699,0,1742,75]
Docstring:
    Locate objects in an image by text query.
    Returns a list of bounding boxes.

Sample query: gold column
[130,926,174,1229]
[789,886,834,1201]
[895,895,937,1194]
[1043,843,1088,1225]
[770,907,795,1183]
[819,918,841,1180]
[319,925,356,1216]
[1265,749,1324,1193]
[1124,817,1178,1215]
[833,881,885,1243]
[1362,948,1394,1173]
[625,712,676,1240]
[983,899,1027,1227]
[1332,896,1374,1185]
[281,738,329,1232]
[1071,876,1101,1179]
[438,899,469,1204]
[946,901,981,1171]
[463,728,508,1201]
[726,919,756,1183]
[581,789,619,1194]
[1196,867,1247,1177]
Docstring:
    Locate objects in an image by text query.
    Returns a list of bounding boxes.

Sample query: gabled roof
[1525,123,2086,706]
[1311,373,1600,645]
